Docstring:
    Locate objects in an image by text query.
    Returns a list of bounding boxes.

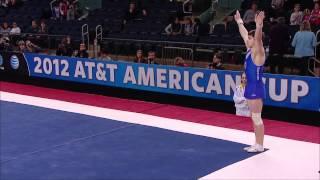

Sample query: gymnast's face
[241,73,247,85]
[247,35,255,48]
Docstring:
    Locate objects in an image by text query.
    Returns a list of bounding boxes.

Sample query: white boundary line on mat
[1,91,319,179]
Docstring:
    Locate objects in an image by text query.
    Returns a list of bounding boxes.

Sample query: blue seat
[212,24,226,36]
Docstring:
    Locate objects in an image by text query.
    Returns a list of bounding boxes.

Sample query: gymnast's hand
[234,10,243,25]
[255,11,265,27]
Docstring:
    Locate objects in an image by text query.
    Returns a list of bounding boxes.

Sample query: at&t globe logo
[10,55,19,70]
[0,54,3,66]
[0,54,3,70]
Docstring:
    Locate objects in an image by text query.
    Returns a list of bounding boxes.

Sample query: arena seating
[1,0,319,76]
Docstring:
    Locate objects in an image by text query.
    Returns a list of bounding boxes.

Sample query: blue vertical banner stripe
[22,53,320,112]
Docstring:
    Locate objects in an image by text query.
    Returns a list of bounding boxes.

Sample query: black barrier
[0,51,29,76]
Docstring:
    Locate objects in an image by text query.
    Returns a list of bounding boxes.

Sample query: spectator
[310,2,320,26]
[9,22,21,34]
[268,17,290,74]
[192,17,209,36]
[17,40,27,52]
[243,2,258,24]
[7,0,21,8]
[55,37,72,56]
[303,8,312,22]
[38,21,48,34]
[97,49,112,61]
[67,2,75,20]
[59,0,68,20]
[52,2,60,20]
[134,49,146,63]
[56,43,68,56]
[174,57,188,67]
[64,36,74,56]
[208,52,224,70]
[25,40,41,52]
[72,0,80,18]
[0,36,12,51]
[193,18,201,35]
[183,17,193,36]
[146,50,158,64]
[0,0,9,7]
[75,43,89,58]
[27,20,39,34]
[271,0,285,10]
[233,72,250,117]
[291,21,317,75]
[290,4,303,25]
[0,22,11,34]
[134,0,148,17]
[270,0,286,18]
[123,2,138,25]
[165,17,182,35]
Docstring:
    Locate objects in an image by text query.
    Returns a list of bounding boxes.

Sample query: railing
[212,0,219,11]
[100,37,247,67]
[102,37,246,49]
[81,24,89,49]
[315,30,320,59]
[0,32,246,54]
[183,0,192,15]
[162,46,194,66]
[308,57,320,77]
[96,25,103,42]
[94,25,103,58]
[50,0,57,16]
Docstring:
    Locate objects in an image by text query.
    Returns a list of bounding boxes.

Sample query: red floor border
[1,81,319,144]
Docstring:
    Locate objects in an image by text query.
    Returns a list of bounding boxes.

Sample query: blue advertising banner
[20,53,320,112]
